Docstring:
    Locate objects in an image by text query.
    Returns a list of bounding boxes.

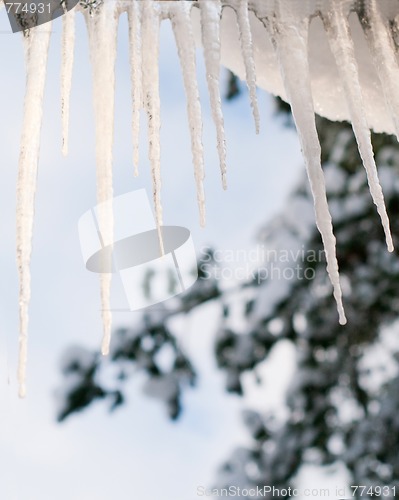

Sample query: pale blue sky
[0,8,303,500]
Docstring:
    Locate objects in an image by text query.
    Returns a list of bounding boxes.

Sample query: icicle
[127,0,142,176]
[61,8,75,156]
[360,0,399,141]
[141,0,164,254]
[323,0,393,252]
[17,24,52,398]
[86,1,119,355]
[267,13,347,325]
[170,2,206,227]
[233,0,260,134]
[199,0,227,189]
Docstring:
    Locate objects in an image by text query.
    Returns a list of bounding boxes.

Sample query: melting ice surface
[10,0,399,395]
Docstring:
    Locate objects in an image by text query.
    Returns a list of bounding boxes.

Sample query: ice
[324,0,393,252]
[14,1,399,393]
[267,11,347,325]
[233,0,260,134]
[127,0,142,176]
[16,24,52,397]
[141,0,164,255]
[199,0,227,189]
[61,9,75,156]
[170,2,206,227]
[359,0,399,140]
[212,1,397,136]
[86,1,119,355]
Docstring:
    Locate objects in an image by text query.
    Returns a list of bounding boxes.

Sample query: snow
[252,192,316,326]
[211,0,399,136]
[142,374,178,402]
[361,0,399,140]
[324,163,347,196]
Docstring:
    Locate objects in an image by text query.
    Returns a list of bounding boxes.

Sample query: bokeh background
[0,10,305,500]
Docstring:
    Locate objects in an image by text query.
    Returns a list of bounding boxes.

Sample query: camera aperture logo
[78,190,198,311]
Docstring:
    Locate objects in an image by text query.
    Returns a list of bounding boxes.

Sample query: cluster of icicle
[12,0,399,397]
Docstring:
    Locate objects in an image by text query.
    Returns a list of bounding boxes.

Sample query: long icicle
[323,0,393,252]
[171,2,206,227]
[267,13,347,325]
[17,24,52,398]
[199,0,227,189]
[86,1,119,355]
[127,0,142,176]
[61,7,75,156]
[233,0,260,134]
[141,0,164,254]
[360,0,399,141]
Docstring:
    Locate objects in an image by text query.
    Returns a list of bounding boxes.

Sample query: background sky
[0,8,307,500]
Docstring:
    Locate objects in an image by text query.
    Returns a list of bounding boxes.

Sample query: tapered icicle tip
[101,342,110,356]
[18,370,27,398]
[171,3,206,228]
[267,10,347,327]
[100,278,112,356]
[141,2,166,256]
[222,173,227,190]
[323,1,394,257]
[199,0,228,190]
[234,0,260,134]
[339,312,347,326]
[101,304,111,355]
[18,315,28,398]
